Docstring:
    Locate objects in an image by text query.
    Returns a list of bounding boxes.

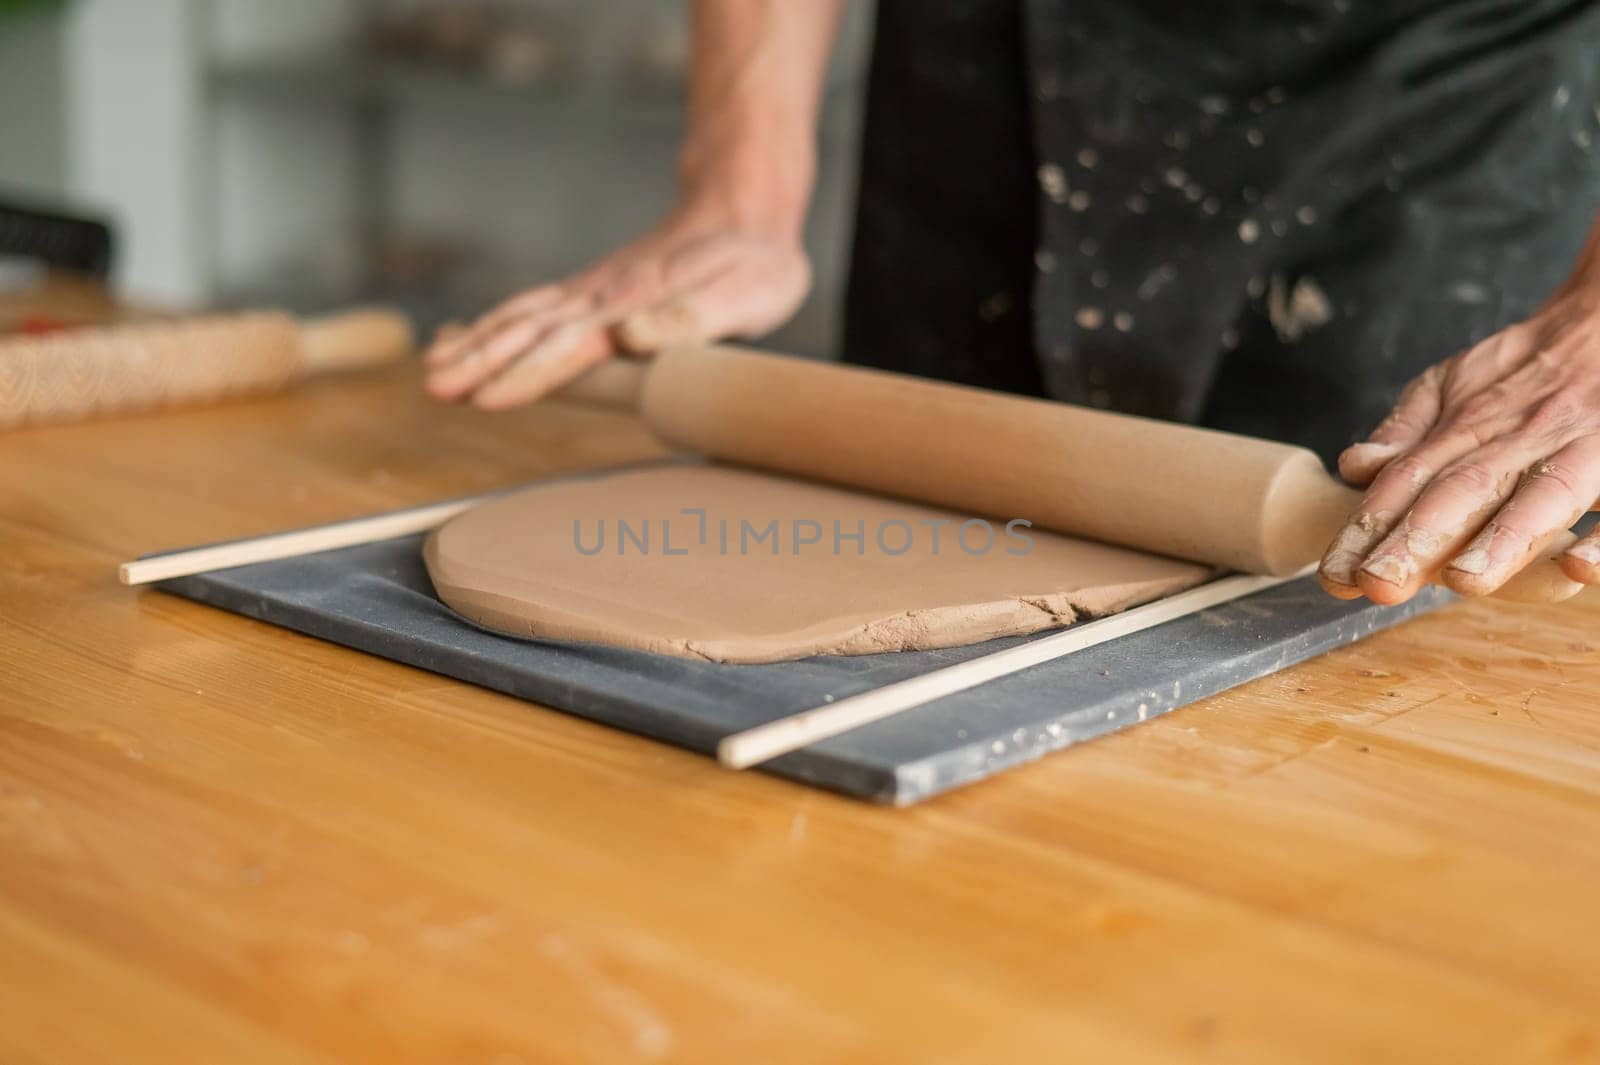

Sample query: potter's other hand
[424,0,839,408]
[1318,280,1600,603]
[422,207,810,410]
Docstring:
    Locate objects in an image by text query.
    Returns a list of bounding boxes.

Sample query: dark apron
[842,0,1600,464]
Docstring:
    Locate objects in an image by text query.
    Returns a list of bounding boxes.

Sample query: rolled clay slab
[424,465,1214,663]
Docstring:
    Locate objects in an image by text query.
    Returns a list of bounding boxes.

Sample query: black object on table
[0,198,115,277]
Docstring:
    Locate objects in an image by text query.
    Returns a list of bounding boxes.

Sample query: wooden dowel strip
[716,570,1305,770]
[118,494,496,585]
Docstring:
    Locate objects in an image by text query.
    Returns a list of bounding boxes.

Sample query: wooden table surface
[4,366,1600,1064]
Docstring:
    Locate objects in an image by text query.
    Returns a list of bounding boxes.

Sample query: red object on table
[16,315,79,336]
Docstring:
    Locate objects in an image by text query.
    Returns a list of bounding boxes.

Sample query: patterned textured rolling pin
[0,307,414,430]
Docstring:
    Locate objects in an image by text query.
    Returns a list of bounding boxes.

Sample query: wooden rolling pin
[560,345,1583,604]
[0,307,414,430]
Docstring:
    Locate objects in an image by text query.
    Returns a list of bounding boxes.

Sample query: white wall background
[63,0,208,304]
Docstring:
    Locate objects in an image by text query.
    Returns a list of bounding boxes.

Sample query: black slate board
[153,527,1452,804]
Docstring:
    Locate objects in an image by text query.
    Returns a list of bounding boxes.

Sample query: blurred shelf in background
[207,51,863,129]
[209,54,594,117]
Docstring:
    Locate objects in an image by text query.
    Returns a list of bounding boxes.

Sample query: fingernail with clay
[617,303,700,352]
[614,315,651,350]
[1339,440,1400,478]
[1448,521,1510,579]
[1361,523,1443,588]
[1345,441,1400,461]
[1566,538,1600,566]
[1446,522,1537,588]
[1448,545,1491,576]
[424,325,465,365]
[1320,511,1393,587]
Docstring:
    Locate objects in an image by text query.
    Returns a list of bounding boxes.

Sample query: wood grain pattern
[0,309,413,431]
[0,313,304,429]
[3,366,1600,1064]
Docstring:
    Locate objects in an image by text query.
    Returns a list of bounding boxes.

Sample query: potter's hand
[424,0,840,409]
[1319,282,1600,603]
[422,205,810,408]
